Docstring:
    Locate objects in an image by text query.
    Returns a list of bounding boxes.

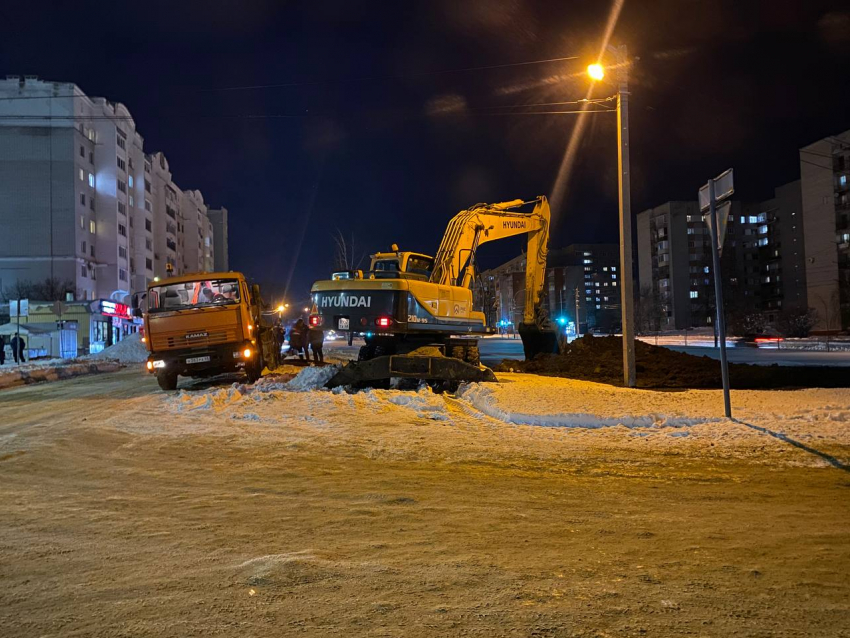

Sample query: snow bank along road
[1,369,848,637]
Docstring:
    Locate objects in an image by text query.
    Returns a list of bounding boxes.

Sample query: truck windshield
[148,279,241,312]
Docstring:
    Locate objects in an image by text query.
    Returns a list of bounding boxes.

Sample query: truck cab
[143,272,277,390]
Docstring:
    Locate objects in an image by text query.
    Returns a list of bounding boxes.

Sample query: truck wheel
[156,370,178,391]
[245,357,262,384]
[358,344,375,361]
[465,346,480,367]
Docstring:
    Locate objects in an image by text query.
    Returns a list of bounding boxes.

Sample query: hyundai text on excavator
[309,197,558,389]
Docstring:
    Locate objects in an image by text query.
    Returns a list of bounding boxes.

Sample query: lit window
[585,297,591,302]
[690,291,699,299]
[612,282,617,287]
[88,173,95,188]
[611,267,616,271]
[841,175,847,187]
[583,252,591,256]
[596,304,601,309]
[748,215,758,224]
[128,175,134,188]
[704,266,709,273]
[79,168,84,181]
[603,267,608,271]
[739,216,745,224]
[80,215,84,229]
[90,220,96,234]
[583,259,592,264]
[612,274,617,279]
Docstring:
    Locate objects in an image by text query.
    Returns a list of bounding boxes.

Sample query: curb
[0,362,125,390]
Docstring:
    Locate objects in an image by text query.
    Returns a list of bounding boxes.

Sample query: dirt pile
[495,334,850,389]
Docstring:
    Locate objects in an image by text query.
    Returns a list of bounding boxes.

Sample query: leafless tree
[815,289,841,351]
[2,277,77,303]
[775,308,819,338]
[635,285,663,335]
[332,229,366,272]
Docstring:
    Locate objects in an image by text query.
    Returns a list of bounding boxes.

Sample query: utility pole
[700,169,734,419]
[614,44,636,387]
[708,179,731,417]
[574,287,581,337]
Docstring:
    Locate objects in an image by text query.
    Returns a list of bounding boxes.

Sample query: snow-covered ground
[136,365,850,469]
[2,368,848,636]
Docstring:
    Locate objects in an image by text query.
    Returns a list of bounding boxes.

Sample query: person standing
[11,333,25,363]
[308,325,325,364]
[288,319,306,360]
[0,334,5,365]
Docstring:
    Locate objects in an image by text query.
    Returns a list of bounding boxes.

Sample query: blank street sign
[699,168,735,212]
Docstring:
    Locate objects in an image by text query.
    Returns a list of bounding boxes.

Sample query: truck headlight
[153,360,166,369]
[243,347,252,359]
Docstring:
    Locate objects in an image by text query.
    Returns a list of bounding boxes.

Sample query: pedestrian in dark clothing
[308,326,325,364]
[11,334,25,363]
[0,334,5,365]
[273,323,285,354]
[289,319,307,360]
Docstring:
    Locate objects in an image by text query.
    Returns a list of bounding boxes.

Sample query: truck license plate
[186,355,211,364]
[338,318,350,330]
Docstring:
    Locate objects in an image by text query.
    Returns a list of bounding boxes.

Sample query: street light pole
[613,44,636,388]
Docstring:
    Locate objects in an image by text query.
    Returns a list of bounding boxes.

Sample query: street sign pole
[707,179,732,418]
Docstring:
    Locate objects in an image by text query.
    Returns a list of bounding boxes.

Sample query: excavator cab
[369,251,434,282]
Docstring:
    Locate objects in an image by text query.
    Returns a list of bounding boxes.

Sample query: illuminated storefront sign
[98,300,133,319]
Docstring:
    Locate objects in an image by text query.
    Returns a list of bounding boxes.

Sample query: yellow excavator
[309,196,558,388]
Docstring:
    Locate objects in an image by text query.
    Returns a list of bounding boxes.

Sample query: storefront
[88,300,144,354]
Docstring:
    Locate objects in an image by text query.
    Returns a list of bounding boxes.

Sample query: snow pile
[459,374,713,429]
[171,385,245,412]
[384,385,449,421]
[281,365,340,392]
[92,333,148,363]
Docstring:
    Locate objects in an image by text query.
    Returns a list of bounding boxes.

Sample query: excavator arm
[429,196,558,358]
[431,196,550,323]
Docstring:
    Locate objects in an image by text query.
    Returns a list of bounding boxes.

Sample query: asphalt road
[478,337,850,367]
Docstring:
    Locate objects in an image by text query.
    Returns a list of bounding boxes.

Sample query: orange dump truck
[143,272,279,390]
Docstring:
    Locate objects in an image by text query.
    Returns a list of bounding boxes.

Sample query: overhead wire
[209,55,582,92]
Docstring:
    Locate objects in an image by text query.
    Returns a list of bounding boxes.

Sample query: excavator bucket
[325,354,496,389]
[518,323,560,360]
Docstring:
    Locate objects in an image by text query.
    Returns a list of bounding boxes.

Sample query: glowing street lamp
[586,63,605,81]
[588,45,636,388]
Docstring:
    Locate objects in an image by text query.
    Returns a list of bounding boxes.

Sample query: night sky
[2,1,849,308]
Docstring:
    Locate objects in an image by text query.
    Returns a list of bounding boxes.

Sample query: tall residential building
[637,184,807,330]
[477,244,620,332]
[207,207,229,272]
[800,129,850,331]
[0,76,224,302]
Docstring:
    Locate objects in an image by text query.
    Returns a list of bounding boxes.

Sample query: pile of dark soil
[495,335,850,389]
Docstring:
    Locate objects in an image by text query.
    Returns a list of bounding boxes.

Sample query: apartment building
[207,207,229,272]
[0,76,226,302]
[636,184,807,330]
[478,244,621,332]
[800,129,850,331]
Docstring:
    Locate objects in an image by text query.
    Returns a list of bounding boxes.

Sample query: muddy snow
[1,369,848,636]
